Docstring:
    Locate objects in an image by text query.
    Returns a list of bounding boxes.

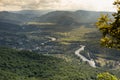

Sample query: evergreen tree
[96,0,120,49]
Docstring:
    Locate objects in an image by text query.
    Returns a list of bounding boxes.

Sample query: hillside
[0,47,101,80]
[0,11,30,24]
[32,10,113,26]
[0,10,113,26]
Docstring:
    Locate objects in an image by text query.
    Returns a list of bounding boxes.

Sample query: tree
[97,72,119,80]
[96,0,120,49]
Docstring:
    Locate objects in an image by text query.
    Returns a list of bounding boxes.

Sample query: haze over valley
[0,10,120,67]
[0,0,120,79]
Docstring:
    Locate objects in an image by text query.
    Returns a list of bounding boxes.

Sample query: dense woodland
[0,47,100,80]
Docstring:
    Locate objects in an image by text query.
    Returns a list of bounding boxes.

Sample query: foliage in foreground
[97,72,119,80]
[96,0,120,49]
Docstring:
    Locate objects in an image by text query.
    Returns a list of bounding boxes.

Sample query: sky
[0,0,116,12]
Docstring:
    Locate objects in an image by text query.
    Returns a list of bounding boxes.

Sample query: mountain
[12,10,52,17]
[0,11,30,24]
[32,10,113,26]
[32,11,78,26]
[0,10,113,26]
[0,10,52,25]
[74,10,112,23]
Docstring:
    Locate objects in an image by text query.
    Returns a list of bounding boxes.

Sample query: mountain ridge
[31,10,113,26]
[0,10,113,25]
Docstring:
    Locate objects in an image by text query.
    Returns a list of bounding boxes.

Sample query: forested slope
[0,47,101,80]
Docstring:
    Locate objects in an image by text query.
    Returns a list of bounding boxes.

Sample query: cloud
[0,0,115,11]
[22,0,60,9]
[0,0,62,11]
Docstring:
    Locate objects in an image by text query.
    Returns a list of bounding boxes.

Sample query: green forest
[0,47,99,80]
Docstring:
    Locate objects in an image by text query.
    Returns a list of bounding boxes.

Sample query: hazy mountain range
[33,10,112,25]
[0,10,113,25]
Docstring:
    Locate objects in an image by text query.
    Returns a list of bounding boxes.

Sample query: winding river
[41,37,96,68]
[75,45,96,68]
